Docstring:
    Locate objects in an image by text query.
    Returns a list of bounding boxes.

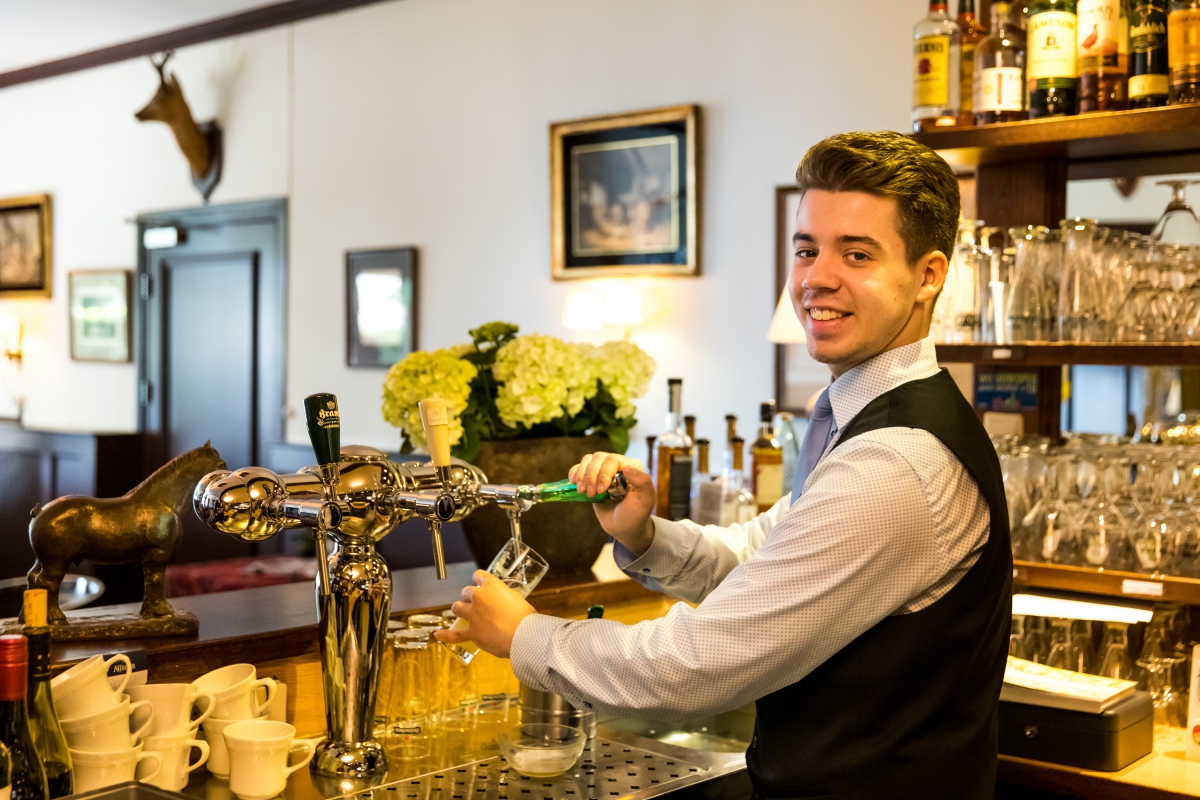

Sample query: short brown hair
[795,131,960,265]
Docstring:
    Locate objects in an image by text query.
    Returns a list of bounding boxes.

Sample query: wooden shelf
[936,342,1200,367]
[1014,560,1200,605]
[913,105,1200,168]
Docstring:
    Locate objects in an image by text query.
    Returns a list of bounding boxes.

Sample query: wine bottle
[654,379,693,521]
[0,636,47,800]
[0,742,11,800]
[20,594,68,800]
[751,402,784,513]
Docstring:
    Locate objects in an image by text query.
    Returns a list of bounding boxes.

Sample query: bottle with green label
[1130,1,1169,106]
[912,0,963,132]
[1078,0,1130,111]
[1027,0,1080,116]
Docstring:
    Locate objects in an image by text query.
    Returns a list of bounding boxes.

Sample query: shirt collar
[826,336,940,433]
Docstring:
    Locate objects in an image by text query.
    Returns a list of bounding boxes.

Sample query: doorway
[136,199,287,564]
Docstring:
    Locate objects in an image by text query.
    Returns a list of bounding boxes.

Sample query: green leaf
[608,425,630,455]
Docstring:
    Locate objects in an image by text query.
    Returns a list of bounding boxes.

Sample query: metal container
[518,683,596,739]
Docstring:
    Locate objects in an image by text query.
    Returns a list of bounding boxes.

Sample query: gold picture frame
[550,104,701,280]
[0,194,52,298]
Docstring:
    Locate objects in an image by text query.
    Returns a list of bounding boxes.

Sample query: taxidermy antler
[135,51,212,179]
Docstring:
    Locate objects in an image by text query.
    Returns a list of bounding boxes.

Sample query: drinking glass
[1046,618,1088,672]
[1092,622,1135,679]
[1009,615,1029,659]
[1059,219,1108,342]
[1023,616,1051,664]
[943,220,984,343]
[1131,454,1186,573]
[1150,179,1200,246]
[1006,226,1053,343]
[1138,655,1187,739]
[1021,456,1084,564]
[382,630,434,759]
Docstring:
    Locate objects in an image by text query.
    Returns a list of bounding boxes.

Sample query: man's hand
[570,452,655,557]
[433,571,536,659]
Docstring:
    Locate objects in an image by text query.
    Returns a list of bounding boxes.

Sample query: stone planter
[461,435,612,577]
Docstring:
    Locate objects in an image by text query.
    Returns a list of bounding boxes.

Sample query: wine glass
[1132,453,1186,574]
[1150,180,1200,247]
[1046,618,1088,672]
[1093,622,1135,680]
[1079,452,1133,570]
[1019,455,1083,564]
[1009,615,1030,659]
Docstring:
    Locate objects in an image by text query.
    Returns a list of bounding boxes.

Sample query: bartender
[437,130,1011,799]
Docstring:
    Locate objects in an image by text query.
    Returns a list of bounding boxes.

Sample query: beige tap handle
[419,397,452,467]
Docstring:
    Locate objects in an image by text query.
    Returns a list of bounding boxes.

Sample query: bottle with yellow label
[1130,1,1169,107]
[751,402,784,514]
[1027,0,1080,116]
[1169,0,1200,104]
[913,0,963,132]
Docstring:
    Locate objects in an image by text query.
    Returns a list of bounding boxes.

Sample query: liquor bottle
[913,0,963,131]
[653,379,693,521]
[1027,0,1080,116]
[0,636,47,800]
[684,415,697,445]
[751,402,784,513]
[719,438,756,526]
[976,2,1030,123]
[1169,0,1200,103]
[958,0,989,126]
[0,743,10,800]
[645,435,657,478]
[1078,0,1130,111]
[691,439,722,525]
[20,594,67,800]
[724,415,738,449]
[1130,1,1169,106]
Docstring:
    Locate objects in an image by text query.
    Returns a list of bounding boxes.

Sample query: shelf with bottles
[1015,559,1200,605]
[936,341,1200,366]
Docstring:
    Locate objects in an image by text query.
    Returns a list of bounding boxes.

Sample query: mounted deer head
[135,52,213,181]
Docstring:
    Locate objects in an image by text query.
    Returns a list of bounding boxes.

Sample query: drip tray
[381,738,708,800]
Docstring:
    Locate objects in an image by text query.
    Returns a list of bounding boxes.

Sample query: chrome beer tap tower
[192,395,626,784]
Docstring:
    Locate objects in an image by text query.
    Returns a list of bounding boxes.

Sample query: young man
[437,131,1011,798]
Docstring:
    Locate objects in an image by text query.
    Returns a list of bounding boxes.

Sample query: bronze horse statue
[27,442,225,624]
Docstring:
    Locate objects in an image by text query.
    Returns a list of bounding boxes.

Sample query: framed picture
[550,104,700,280]
[346,247,418,368]
[0,194,52,298]
[70,270,132,362]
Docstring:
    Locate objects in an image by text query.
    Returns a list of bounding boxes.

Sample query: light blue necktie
[791,388,834,500]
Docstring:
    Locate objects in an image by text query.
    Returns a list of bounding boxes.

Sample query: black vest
[746,369,1011,800]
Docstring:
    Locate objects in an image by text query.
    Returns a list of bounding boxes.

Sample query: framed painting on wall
[550,104,700,280]
[0,194,52,298]
[346,247,418,368]
[70,270,132,362]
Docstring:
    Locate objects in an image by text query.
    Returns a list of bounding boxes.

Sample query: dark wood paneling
[0,0,398,90]
[976,157,1068,230]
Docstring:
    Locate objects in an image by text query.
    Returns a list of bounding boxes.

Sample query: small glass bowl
[498,723,586,778]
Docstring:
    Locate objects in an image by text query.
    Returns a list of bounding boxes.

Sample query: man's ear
[916,249,949,304]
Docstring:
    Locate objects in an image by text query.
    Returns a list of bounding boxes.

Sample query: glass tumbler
[1092,622,1134,680]
[1059,219,1107,342]
[383,629,434,759]
[439,609,478,734]
[1006,226,1052,343]
[1046,618,1088,672]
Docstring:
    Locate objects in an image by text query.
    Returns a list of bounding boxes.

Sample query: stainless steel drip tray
[72,782,190,800]
[358,734,743,800]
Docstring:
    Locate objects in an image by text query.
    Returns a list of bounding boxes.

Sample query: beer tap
[418,397,454,579]
[302,393,341,597]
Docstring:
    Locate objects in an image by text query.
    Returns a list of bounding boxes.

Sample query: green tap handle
[587,605,605,619]
[538,472,628,503]
[304,393,341,468]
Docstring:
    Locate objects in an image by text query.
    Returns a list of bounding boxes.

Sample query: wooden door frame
[136,199,288,472]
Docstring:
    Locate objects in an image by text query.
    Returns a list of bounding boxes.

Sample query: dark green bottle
[1027,0,1080,116]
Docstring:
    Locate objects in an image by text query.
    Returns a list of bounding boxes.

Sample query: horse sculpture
[27,442,225,625]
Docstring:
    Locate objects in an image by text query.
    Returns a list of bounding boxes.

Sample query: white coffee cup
[70,744,162,794]
[51,653,132,721]
[224,720,317,800]
[60,697,155,752]
[128,683,215,737]
[201,717,241,779]
[191,664,277,720]
[138,731,210,792]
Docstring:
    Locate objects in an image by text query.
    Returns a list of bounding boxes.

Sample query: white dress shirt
[509,336,991,722]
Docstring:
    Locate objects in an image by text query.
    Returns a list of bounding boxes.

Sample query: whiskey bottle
[1027,0,1080,116]
[654,379,693,521]
[719,437,757,526]
[1130,1,1169,106]
[21,594,68,799]
[1078,0,1130,111]
[751,402,784,513]
[724,414,738,450]
[691,439,722,525]
[645,435,657,478]
[0,637,47,800]
[913,0,963,132]
[976,2,1030,122]
[958,0,988,126]
[1169,0,1200,103]
[684,415,697,445]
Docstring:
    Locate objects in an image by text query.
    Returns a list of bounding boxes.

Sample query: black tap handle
[304,393,341,468]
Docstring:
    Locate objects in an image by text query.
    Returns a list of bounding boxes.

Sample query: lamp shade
[766,289,806,344]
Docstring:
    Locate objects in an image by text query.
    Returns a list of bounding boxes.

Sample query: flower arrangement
[382,321,656,461]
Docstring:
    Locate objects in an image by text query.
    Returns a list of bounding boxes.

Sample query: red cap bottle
[0,636,27,702]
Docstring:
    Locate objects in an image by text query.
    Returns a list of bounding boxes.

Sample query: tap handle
[304,393,342,470]
[418,397,452,469]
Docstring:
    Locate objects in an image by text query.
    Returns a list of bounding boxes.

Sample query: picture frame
[0,194,52,298]
[69,270,132,362]
[346,247,418,368]
[550,104,701,280]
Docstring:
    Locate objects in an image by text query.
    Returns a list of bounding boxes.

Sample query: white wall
[0,0,923,461]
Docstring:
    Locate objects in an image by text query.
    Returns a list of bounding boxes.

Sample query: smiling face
[791,189,947,378]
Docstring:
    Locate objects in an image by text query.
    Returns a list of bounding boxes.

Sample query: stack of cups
[51,654,162,793]
[193,664,278,780]
[127,683,213,791]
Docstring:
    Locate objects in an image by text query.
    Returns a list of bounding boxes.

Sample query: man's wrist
[624,517,656,558]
